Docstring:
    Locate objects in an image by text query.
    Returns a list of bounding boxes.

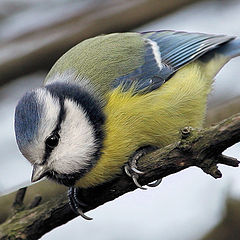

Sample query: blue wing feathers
[145,31,234,70]
[112,30,235,93]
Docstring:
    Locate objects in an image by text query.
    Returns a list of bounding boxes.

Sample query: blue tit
[14,30,240,219]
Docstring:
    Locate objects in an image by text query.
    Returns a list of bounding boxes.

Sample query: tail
[200,38,240,78]
[217,38,240,59]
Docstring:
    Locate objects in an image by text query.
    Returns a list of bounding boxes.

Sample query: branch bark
[0,181,67,224]
[0,113,239,240]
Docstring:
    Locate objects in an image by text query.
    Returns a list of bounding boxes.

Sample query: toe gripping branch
[124,145,162,190]
[68,187,92,220]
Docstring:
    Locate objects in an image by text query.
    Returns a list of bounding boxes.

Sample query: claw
[125,146,157,190]
[76,208,93,221]
[68,187,93,220]
[132,174,147,190]
[125,146,160,190]
[131,167,144,175]
[73,188,88,207]
[147,179,162,187]
[124,164,146,189]
[124,165,132,177]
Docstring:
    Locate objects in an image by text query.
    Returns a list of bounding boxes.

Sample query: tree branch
[0,113,239,240]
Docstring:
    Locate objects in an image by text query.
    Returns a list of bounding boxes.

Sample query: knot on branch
[178,126,198,152]
[181,126,193,139]
[175,121,240,180]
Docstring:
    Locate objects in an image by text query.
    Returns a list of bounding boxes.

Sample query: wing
[112,30,234,93]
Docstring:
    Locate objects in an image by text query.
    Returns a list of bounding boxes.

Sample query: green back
[45,33,145,97]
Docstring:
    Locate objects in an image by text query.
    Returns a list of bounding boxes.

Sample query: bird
[14,30,240,219]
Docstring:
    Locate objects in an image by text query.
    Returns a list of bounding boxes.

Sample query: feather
[112,30,234,94]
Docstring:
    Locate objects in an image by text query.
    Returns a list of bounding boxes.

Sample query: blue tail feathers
[218,38,240,59]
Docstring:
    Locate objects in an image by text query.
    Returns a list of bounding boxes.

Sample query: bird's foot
[124,145,162,189]
[68,187,92,220]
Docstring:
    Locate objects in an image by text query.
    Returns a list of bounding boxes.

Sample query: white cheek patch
[26,89,60,165]
[49,99,96,174]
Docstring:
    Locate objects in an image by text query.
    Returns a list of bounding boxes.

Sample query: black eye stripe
[42,98,65,164]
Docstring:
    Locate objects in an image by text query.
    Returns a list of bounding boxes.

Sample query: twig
[28,196,42,210]
[12,187,27,213]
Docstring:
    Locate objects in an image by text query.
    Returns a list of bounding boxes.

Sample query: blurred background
[0,0,240,239]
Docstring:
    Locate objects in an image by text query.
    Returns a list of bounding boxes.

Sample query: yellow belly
[76,61,213,188]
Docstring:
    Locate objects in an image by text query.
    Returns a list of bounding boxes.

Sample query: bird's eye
[45,133,60,149]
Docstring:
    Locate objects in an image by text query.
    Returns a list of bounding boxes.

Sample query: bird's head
[14,82,105,186]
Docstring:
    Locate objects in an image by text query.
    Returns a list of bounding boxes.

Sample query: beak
[31,164,48,182]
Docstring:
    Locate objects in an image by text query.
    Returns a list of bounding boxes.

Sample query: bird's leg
[67,187,92,220]
[124,145,162,189]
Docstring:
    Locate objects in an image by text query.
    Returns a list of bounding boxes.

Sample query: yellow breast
[76,61,213,188]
